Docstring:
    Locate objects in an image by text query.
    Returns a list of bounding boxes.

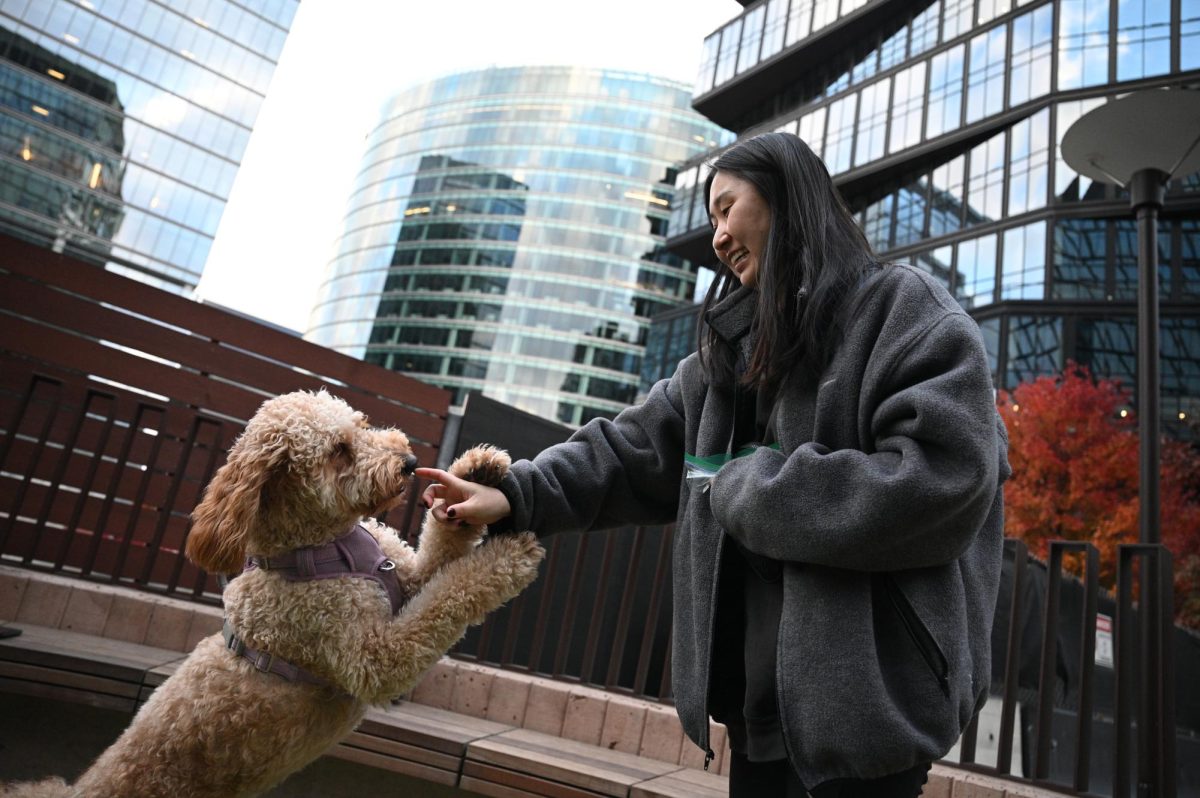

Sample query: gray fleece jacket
[498,263,1011,787]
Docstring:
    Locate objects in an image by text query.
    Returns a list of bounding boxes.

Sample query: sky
[197,0,739,333]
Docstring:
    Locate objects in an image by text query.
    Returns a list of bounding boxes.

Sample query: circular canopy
[1061,88,1200,185]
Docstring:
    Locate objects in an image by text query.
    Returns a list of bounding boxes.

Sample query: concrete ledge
[0,565,1069,798]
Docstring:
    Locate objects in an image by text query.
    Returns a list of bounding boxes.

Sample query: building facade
[0,0,296,293]
[306,66,729,426]
[656,0,1199,438]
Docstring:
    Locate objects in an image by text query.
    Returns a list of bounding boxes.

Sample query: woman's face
[709,170,771,288]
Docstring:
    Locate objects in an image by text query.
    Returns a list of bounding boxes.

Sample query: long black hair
[699,132,876,389]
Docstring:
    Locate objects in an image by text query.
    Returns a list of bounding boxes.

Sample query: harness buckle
[253,650,275,673]
[379,559,396,572]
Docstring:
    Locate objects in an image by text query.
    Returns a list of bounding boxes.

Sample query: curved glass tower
[307,66,729,426]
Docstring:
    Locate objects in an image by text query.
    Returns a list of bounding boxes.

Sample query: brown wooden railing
[0,234,449,601]
[1,235,1192,796]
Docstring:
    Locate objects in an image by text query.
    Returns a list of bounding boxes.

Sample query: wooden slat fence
[0,234,450,602]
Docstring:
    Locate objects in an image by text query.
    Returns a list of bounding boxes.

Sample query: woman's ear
[186,445,281,575]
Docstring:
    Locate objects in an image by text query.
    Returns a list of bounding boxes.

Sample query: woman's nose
[712,226,729,253]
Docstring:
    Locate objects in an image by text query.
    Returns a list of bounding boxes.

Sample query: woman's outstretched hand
[414,467,512,526]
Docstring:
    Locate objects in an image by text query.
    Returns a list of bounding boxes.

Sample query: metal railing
[1,235,1190,795]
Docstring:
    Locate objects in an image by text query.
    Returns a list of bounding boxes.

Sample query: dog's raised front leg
[342,531,543,704]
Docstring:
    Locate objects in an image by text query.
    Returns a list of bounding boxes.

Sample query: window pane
[1007,108,1050,215]
[854,77,890,166]
[825,93,858,174]
[967,26,1007,123]
[798,105,827,160]
[927,44,965,137]
[1184,0,1200,70]
[1002,220,1046,299]
[1053,218,1107,299]
[1116,0,1170,80]
[761,0,789,60]
[930,155,966,235]
[1006,316,1063,387]
[893,178,929,248]
[696,33,721,94]
[889,61,926,154]
[915,243,954,291]
[1010,4,1053,105]
[1054,98,1107,202]
[1113,219,1171,299]
[967,132,1006,224]
[943,0,974,40]
[714,18,743,85]
[1182,220,1200,299]
[956,233,997,308]
[737,6,766,75]
[787,0,814,46]
[1059,0,1111,89]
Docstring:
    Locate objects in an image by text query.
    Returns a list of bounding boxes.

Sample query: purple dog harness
[223,523,404,690]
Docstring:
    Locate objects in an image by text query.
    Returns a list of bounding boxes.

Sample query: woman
[416,132,1010,797]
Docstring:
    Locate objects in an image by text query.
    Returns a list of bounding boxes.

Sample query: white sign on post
[1095,613,1114,668]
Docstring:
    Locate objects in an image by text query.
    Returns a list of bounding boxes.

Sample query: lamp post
[1061,87,1200,798]
[1061,88,1200,545]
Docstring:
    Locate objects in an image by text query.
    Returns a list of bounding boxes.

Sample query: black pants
[728,751,930,798]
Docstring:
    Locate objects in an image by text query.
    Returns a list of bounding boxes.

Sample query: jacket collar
[703,284,757,345]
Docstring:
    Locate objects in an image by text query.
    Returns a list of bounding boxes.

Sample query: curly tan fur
[1,391,542,798]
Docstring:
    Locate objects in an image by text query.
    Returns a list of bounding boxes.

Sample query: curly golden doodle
[1,389,543,798]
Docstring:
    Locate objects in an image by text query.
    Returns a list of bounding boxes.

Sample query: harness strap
[222,621,344,693]
[245,524,404,615]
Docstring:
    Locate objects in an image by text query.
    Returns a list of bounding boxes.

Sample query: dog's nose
[402,453,418,475]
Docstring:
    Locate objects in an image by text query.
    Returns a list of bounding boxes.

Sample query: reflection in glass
[798,106,827,161]
[1076,316,1136,389]
[1184,0,1200,70]
[1053,218,1107,299]
[911,1,941,57]
[1182,220,1200,299]
[967,132,1006,225]
[893,179,929,248]
[1002,221,1046,300]
[861,194,893,252]
[787,0,815,47]
[1006,316,1063,387]
[889,62,926,154]
[927,44,964,138]
[966,26,1007,123]
[930,155,965,236]
[715,17,743,86]
[915,244,954,292]
[1113,219,1172,300]
[942,0,975,41]
[854,77,890,167]
[697,34,721,94]
[956,233,997,308]
[1007,108,1050,216]
[737,5,766,76]
[1059,0,1111,90]
[761,0,789,61]
[825,93,858,174]
[1010,5,1053,106]
[978,0,1013,25]
[1116,0,1170,80]
[1054,98,1107,202]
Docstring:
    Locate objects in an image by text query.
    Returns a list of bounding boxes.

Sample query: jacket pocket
[883,575,950,697]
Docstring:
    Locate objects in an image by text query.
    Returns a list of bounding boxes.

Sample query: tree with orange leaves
[997,364,1200,629]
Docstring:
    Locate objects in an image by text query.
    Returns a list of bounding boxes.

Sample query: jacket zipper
[884,576,950,697]
[701,531,726,771]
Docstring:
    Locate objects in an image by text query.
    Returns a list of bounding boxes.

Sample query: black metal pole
[1129,168,1167,546]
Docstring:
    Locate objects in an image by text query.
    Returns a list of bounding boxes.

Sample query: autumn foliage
[997,364,1200,629]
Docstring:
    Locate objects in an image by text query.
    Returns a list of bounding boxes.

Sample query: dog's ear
[186,444,284,574]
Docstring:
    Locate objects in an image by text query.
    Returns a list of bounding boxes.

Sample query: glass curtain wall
[0,0,296,292]
[307,66,729,426]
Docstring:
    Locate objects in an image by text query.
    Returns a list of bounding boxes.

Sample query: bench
[0,620,729,797]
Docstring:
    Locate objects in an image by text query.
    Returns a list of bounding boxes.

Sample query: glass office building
[307,66,729,426]
[0,0,297,293]
[658,0,1199,438]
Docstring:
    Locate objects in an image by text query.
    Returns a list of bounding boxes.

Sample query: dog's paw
[484,531,544,588]
[449,445,511,487]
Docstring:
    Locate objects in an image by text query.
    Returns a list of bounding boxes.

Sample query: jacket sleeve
[497,365,688,537]
[709,311,1002,572]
